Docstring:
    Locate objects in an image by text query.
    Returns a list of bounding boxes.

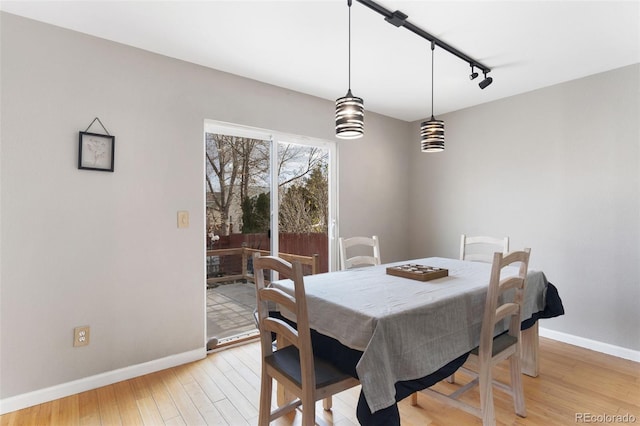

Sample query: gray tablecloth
[271,257,547,413]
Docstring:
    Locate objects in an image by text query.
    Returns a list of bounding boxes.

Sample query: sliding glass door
[204,121,336,348]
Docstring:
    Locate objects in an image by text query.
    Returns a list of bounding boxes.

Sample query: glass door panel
[276,141,330,274]
[205,131,270,347]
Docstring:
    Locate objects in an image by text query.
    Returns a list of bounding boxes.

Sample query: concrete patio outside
[207,281,258,348]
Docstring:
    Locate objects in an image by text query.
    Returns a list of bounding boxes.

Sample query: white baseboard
[0,347,206,415]
[540,327,640,362]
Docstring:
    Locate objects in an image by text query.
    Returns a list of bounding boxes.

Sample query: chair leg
[510,353,527,417]
[301,388,316,426]
[478,362,496,426]
[258,372,273,426]
[302,408,315,426]
[446,373,456,384]
[410,392,418,406]
[323,397,332,410]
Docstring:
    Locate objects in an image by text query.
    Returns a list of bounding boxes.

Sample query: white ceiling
[2,0,639,122]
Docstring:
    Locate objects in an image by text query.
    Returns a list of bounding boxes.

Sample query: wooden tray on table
[386,264,449,282]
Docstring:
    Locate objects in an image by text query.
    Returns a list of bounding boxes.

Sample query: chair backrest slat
[261,316,299,347]
[259,287,296,313]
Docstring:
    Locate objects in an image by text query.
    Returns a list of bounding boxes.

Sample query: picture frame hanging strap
[84,117,111,135]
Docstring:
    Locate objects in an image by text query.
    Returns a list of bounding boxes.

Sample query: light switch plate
[177,211,189,228]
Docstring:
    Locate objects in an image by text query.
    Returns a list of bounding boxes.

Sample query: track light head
[469,65,478,80]
[479,72,493,89]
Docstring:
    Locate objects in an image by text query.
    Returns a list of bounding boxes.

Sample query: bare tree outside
[205,133,269,236]
[277,145,326,187]
[206,133,329,240]
[277,144,329,233]
[278,164,328,233]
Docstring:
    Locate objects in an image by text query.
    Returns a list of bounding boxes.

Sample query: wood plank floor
[2,337,639,425]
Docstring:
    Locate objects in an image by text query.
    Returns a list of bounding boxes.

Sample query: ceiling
[2,0,639,122]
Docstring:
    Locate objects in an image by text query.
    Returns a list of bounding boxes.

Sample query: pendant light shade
[336,0,364,139]
[420,116,445,152]
[336,89,364,139]
[421,41,444,152]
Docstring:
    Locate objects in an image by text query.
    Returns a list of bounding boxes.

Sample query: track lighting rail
[355,0,491,75]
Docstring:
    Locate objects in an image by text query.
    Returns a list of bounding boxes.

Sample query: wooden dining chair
[412,249,531,426]
[443,234,510,384]
[460,234,510,263]
[253,253,360,426]
[338,235,381,270]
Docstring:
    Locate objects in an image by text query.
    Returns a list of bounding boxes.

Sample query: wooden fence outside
[206,232,328,284]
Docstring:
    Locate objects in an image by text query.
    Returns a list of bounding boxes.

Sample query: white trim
[204,119,333,150]
[204,120,271,141]
[270,135,279,262]
[327,140,338,272]
[0,348,206,415]
[540,327,640,362]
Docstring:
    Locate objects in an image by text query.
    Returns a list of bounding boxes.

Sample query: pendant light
[335,0,364,139]
[420,41,444,152]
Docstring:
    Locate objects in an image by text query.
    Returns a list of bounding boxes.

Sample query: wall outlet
[74,326,90,347]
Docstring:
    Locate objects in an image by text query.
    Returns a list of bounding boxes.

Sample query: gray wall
[0,12,411,400]
[409,64,640,351]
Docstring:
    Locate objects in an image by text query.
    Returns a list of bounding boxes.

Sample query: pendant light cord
[348,0,352,91]
[430,40,435,118]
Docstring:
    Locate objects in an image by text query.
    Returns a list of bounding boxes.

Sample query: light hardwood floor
[2,337,639,425]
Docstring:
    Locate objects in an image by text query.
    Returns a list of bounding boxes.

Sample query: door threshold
[207,330,259,352]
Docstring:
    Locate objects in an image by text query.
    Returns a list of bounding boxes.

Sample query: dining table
[270,256,563,421]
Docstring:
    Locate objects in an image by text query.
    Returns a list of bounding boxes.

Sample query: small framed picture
[78,131,115,172]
